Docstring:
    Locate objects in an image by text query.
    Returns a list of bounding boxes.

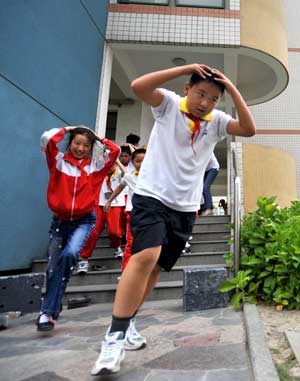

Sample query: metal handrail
[231,148,241,275]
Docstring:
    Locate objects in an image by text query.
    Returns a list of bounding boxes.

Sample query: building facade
[99,0,289,208]
[0,0,109,271]
[239,0,300,199]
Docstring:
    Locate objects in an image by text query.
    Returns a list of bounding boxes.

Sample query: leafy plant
[219,197,300,310]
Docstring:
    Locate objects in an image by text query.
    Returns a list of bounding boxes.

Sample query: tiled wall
[242,0,300,198]
[283,0,300,47]
[237,135,300,199]
[107,2,240,46]
[247,53,300,132]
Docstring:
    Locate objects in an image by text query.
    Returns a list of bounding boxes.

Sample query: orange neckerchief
[179,97,213,154]
[105,168,118,191]
[133,169,139,176]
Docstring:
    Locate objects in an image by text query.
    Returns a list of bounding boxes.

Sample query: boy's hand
[182,64,212,78]
[210,69,235,93]
[103,201,111,212]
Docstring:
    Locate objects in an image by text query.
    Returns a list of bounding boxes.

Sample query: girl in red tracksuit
[36,126,119,332]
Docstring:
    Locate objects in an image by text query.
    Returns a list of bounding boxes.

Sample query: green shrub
[219,196,300,310]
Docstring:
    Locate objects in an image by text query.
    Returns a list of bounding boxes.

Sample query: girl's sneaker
[113,247,123,258]
[124,318,147,350]
[36,313,56,331]
[91,331,125,375]
[76,260,89,274]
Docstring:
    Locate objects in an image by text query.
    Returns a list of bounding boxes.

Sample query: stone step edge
[32,251,230,264]
[71,263,230,276]
[58,280,184,293]
[95,240,230,249]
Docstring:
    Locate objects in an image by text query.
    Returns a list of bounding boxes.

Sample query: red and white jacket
[41,128,120,220]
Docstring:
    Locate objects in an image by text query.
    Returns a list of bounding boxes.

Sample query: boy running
[91,63,256,375]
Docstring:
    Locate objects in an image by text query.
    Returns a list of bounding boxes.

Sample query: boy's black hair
[126,133,140,145]
[189,72,225,94]
[120,145,132,155]
[132,148,146,161]
[66,127,96,152]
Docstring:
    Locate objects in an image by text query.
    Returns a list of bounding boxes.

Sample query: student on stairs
[78,163,126,274]
[36,126,119,332]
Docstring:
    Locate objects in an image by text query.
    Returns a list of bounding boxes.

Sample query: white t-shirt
[98,168,126,207]
[134,89,232,212]
[206,152,220,171]
[120,173,138,212]
[122,161,135,197]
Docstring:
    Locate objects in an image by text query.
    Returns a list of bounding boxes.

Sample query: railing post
[234,176,241,275]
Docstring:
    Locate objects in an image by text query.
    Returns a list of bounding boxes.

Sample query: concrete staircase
[31,215,231,305]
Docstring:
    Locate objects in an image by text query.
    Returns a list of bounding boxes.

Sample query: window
[106,112,118,141]
[118,0,169,5]
[175,0,224,8]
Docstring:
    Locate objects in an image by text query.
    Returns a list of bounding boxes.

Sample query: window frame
[117,0,170,5]
[175,0,225,8]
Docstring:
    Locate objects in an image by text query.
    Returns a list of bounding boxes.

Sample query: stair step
[32,250,228,272]
[92,240,229,256]
[69,263,230,286]
[98,230,230,245]
[32,215,232,305]
[61,281,183,304]
[61,262,231,305]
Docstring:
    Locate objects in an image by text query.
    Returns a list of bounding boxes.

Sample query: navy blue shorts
[130,194,196,272]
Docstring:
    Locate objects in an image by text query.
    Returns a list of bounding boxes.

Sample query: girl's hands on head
[64,125,95,133]
[64,126,78,132]
[182,64,212,78]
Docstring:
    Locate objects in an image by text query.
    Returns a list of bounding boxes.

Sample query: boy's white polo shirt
[120,172,138,212]
[206,152,220,171]
[98,169,126,207]
[134,89,232,212]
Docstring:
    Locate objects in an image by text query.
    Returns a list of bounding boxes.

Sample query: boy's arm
[212,69,256,137]
[103,183,126,212]
[94,134,120,168]
[131,64,212,107]
[116,159,127,176]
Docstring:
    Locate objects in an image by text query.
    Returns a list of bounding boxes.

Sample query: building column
[95,42,113,137]
[224,52,238,210]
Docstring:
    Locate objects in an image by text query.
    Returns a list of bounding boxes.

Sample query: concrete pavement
[0,299,258,381]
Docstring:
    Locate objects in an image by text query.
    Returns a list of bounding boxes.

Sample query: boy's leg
[113,246,161,318]
[91,247,161,376]
[140,264,161,304]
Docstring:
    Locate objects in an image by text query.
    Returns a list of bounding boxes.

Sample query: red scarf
[63,152,91,184]
[179,97,212,154]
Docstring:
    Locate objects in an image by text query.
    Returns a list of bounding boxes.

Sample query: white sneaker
[113,247,123,258]
[124,318,147,351]
[91,331,125,375]
[76,260,89,274]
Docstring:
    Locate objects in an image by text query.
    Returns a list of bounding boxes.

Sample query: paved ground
[0,300,254,381]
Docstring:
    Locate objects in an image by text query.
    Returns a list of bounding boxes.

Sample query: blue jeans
[202,168,219,210]
[41,212,96,319]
